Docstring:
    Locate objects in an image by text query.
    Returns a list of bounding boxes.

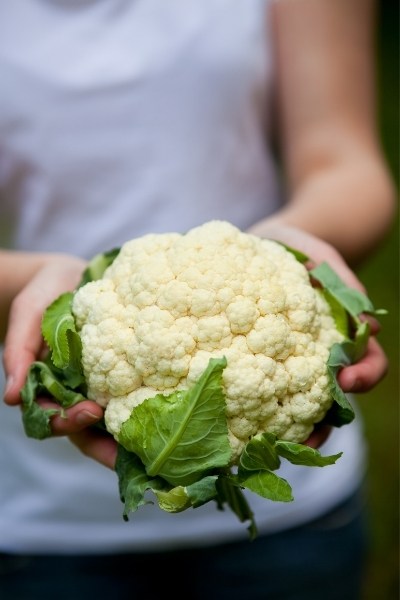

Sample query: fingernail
[76,410,101,426]
[4,376,14,398]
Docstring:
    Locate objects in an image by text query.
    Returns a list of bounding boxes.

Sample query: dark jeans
[0,489,368,600]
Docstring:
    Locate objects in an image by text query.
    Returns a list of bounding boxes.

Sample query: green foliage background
[357,2,399,598]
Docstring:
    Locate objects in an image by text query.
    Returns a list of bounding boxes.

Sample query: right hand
[2,252,116,468]
[3,253,105,435]
[2,254,102,420]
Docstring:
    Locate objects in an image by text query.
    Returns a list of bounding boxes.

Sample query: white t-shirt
[0,0,367,553]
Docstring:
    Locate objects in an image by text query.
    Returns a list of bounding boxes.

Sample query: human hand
[3,254,90,406]
[247,224,388,449]
[250,224,388,389]
[2,253,114,465]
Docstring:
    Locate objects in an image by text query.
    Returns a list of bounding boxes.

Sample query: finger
[359,313,381,335]
[69,429,117,470]
[338,337,388,393]
[303,424,332,449]
[40,400,104,435]
[3,294,46,405]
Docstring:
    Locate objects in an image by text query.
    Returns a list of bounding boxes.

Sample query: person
[0,1,395,599]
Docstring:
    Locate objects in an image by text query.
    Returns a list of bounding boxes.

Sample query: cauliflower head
[22,218,382,533]
[72,220,344,461]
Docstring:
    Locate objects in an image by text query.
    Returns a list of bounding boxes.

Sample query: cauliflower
[21,220,384,536]
[71,221,342,459]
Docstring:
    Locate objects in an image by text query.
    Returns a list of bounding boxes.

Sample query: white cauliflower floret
[72,220,344,462]
[226,297,260,334]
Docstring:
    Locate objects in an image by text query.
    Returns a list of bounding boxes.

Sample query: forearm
[249,153,396,265]
[256,0,397,266]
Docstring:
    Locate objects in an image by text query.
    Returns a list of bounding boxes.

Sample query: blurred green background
[357,2,399,598]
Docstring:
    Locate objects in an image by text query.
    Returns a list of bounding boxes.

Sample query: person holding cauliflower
[0,1,396,599]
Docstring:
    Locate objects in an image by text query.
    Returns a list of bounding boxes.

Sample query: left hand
[249,224,388,449]
[250,223,388,388]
